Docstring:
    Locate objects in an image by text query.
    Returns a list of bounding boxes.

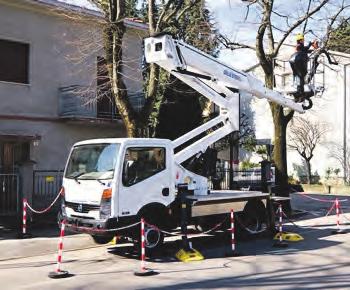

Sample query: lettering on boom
[223,69,241,81]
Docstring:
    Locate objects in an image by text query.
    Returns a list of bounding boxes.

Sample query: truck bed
[187,190,270,217]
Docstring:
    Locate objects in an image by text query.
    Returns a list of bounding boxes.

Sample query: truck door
[118,146,173,217]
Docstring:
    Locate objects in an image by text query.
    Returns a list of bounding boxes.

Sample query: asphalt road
[1,193,350,290]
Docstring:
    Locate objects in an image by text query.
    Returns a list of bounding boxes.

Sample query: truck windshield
[65,143,120,180]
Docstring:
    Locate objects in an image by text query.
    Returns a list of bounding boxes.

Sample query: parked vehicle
[60,34,304,252]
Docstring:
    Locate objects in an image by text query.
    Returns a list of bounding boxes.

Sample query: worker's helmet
[296,33,304,41]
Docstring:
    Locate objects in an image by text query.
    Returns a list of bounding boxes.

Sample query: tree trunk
[305,159,312,184]
[265,71,293,212]
[271,104,289,195]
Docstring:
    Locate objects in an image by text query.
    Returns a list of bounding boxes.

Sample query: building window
[96,56,118,119]
[0,39,29,84]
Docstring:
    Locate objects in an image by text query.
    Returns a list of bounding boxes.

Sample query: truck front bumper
[63,215,137,236]
[63,215,108,235]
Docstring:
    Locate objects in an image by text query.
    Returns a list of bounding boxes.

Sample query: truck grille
[65,201,100,213]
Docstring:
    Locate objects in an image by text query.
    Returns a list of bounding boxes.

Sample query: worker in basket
[289,33,318,95]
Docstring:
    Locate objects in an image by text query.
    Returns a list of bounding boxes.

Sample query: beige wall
[0,1,148,170]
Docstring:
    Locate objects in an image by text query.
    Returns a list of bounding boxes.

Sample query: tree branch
[274,0,330,57]
[218,34,256,50]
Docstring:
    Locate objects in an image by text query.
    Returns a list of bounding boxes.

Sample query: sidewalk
[0,214,97,261]
[0,227,96,261]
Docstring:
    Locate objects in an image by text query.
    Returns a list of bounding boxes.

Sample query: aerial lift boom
[144,34,304,164]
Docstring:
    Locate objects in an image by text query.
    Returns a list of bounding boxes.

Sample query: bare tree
[328,142,350,185]
[86,0,205,137]
[219,0,348,201]
[288,117,328,184]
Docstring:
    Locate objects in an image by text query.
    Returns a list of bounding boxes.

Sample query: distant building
[0,0,147,215]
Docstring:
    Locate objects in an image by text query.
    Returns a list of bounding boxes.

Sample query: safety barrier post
[226,209,240,257]
[48,220,71,279]
[134,218,158,276]
[331,198,346,235]
[19,198,31,239]
[273,204,288,248]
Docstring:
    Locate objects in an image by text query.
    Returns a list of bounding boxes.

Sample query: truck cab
[61,138,176,233]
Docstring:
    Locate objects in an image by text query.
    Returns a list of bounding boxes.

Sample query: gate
[0,174,19,215]
[33,170,63,210]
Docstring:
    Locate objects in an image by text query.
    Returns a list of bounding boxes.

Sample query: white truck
[60,34,305,250]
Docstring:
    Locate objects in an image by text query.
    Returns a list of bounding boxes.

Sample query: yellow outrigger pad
[274,232,304,242]
[175,248,204,262]
[109,236,118,245]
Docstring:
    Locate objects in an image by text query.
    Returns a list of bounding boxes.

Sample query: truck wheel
[239,200,266,236]
[91,235,113,244]
[145,225,164,250]
[134,224,164,256]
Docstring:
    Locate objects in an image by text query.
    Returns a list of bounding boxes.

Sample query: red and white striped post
[278,204,283,243]
[134,218,157,276]
[336,198,340,230]
[231,209,235,252]
[19,198,31,239]
[48,220,70,278]
[56,220,65,272]
[332,198,346,234]
[141,218,146,271]
[273,204,288,247]
[22,198,27,235]
[226,209,240,256]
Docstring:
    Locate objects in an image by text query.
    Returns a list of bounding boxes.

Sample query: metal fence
[209,169,263,190]
[0,173,19,215]
[33,170,63,210]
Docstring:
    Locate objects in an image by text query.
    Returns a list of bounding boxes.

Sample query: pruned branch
[218,34,255,51]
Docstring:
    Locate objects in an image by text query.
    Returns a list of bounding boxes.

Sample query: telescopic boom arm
[144,34,304,164]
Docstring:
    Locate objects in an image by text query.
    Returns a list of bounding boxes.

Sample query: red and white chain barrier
[22,198,27,235]
[66,221,141,234]
[145,215,229,238]
[230,209,235,252]
[297,192,348,203]
[26,190,62,214]
[20,190,63,237]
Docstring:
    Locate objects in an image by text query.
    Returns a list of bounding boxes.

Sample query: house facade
[0,0,147,215]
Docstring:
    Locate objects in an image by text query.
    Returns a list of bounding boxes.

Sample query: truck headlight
[100,188,112,219]
[61,198,66,216]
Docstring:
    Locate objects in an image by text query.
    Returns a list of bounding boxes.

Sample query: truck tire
[134,205,170,255]
[134,224,164,256]
[239,200,266,236]
[91,235,113,245]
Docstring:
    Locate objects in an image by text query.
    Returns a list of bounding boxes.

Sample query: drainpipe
[343,63,350,184]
